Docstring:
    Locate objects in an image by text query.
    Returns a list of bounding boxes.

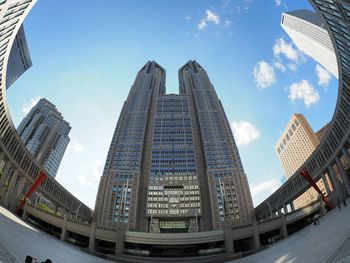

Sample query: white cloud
[197,18,207,30]
[206,10,220,24]
[288,80,320,107]
[251,178,281,197]
[185,15,192,20]
[198,10,221,31]
[275,0,282,6]
[231,120,261,146]
[253,61,276,89]
[287,63,297,71]
[273,38,303,63]
[22,97,41,114]
[316,64,331,88]
[224,18,233,27]
[76,161,104,187]
[274,61,286,72]
[69,139,85,152]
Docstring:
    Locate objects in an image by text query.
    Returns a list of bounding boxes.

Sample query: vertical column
[341,148,350,189]
[224,228,234,254]
[115,226,125,255]
[4,169,19,209]
[280,215,288,239]
[0,162,11,193]
[61,215,68,241]
[54,205,59,216]
[328,165,343,201]
[321,173,331,195]
[22,203,29,220]
[277,208,282,217]
[252,222,260,251]
[0,152,5,162]
[283,204,288,214]
[16,176,26,199]
[336,157,350,196]
[319,198,326,217]
[89,223,96,251]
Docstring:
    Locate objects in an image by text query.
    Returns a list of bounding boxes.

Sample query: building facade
[95,61,254,233]
[281,9,338,78]
[316,122,330,141]
[275,114,327,209]
[17,98,71,177]
[6,25,32,88]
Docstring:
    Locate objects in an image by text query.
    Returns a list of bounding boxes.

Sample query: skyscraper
[6,25,32,88]
[281,9,338,78]
[95,61,254,233]
[17,98,71,178]
[275,114,326,209]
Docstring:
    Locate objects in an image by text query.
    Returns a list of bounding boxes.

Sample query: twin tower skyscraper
[95,60,254,233]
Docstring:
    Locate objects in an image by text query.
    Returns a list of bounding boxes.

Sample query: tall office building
[316,122,330,141]
[17,98,71,177]
[95,61,254,233]
[281,9,338,78]
[275,114,326,209]
[6,25,32,88]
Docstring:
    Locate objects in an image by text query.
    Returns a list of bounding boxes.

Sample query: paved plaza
[232,203,350,263]
[1,204,350,263]
[0,207,110,263]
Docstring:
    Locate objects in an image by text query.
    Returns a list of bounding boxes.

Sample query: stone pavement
[1,203,350,263]
[0,207,111,263]
[325,230,350,263]
[231,202,350,263]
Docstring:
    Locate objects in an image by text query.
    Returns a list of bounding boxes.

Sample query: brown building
[275,114,327,209]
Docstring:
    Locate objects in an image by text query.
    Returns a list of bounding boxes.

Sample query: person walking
[25,255,38,263]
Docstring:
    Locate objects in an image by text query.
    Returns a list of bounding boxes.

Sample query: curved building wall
[0,0,92,220]
[256,0,350,220]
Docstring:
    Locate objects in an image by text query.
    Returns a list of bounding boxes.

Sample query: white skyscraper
[281,9,338,78]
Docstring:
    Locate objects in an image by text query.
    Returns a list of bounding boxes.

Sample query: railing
[26,203,63,220]
[257,216,281,225]
[232,223,252,230]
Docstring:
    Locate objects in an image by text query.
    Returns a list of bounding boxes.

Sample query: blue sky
[7,0,338,208]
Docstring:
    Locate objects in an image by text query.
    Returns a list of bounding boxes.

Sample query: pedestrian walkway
[231,200,350,263]
[0,207,110,263]
[1,203,350,263]
[326,231,350,263]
